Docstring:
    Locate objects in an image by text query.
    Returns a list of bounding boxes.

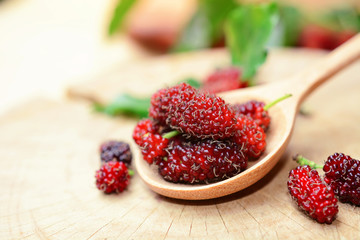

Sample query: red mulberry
[95,161,130,194]
[160,83,237,139]
[133,119,159,145]
[288,165,338,224]
[233,115,266,159]
[323,153,360,206]
[232,100,270,131]
[158,138,247,184]
[140,133,169,164]
[200,67,248,94]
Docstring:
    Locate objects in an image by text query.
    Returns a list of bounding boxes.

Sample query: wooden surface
[2,49,360,239]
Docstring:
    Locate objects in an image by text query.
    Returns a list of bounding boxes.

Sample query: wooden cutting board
[1,49,360,239]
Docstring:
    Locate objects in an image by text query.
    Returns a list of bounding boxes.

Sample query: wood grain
[1,49,360,239]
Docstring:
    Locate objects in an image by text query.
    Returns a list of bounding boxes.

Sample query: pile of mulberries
[134,83,273,184]
[288,152,360,224]
[95,140,134,194]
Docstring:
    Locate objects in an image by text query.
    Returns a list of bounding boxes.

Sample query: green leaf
[278,5,302,46]
[320,7,360,32]
[108,0,137,36]
[172,9,210,52]
[93,94,150,118]
[225,3,279,80]
[92,77,202,119]
[128,169,135,176]
[172,0,238,52]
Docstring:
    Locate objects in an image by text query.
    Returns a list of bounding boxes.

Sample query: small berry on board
[287,165,338,224]
[95,161,130,194]
[233,115,266,160]
[200,67,248,94]
[294,153,360,206]
[100,140,132,166]
[324,153,360,206]
[158,137,248,184]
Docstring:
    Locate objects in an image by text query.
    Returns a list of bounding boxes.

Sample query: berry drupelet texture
[95,161,130,194]
[100,141,132,166]
[163,83,237,139]
[149,83,237,139]
[140,133,169,164]
[149,83,197,125]
[200,67,248,94]
[158,138,247,184]
[288,165,338,224]
[323,152,360,206]
[133,119,160,145]
[233,115,266,159]
[232,100,270,131]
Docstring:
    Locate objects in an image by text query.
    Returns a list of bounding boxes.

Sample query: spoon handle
[293,34,360,105]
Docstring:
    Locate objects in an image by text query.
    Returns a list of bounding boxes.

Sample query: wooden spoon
[135,34,360,200]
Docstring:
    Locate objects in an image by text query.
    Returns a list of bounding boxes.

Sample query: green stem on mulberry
[263,93,292,111]
[128,169,135,176]
[162,130,180,139]
[293,154,323,169]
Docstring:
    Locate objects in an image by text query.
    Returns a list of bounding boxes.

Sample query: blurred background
[0,0,359,115]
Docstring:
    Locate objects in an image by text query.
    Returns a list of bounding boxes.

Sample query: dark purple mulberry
[100,140,132,166]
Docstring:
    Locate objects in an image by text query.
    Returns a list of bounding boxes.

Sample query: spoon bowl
[135,34,360,200]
